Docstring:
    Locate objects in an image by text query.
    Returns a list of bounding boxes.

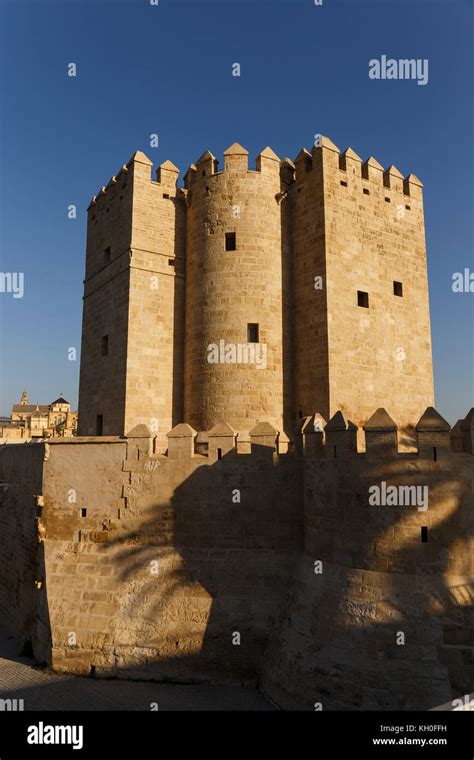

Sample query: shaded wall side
[262,454,473,710]
[77,166,133,436]
[0,445,47,655]
[291,149,330,424]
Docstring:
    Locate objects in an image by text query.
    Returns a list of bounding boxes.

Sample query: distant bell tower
[20,389,29,405]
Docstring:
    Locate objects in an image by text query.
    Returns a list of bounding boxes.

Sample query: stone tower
[77,151,185,445]
[77,137,434,442]
[183,143,292,434]
[290,137,434,440]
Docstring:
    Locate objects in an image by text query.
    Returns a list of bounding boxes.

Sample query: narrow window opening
[405,204,411,210]
[357,290,369,308]
[96,415,103,436]
[340,180,348,187]
[101,335,109,356]
[393,281,403,297]
[217,448,222,461]
[298,410,303,419]
[225,232,236,251]
[104,246,111,264]
[433,446,437,462]
[168,259,175,266]
[363,188,370,195]
[421,526,428,543]
[247,323,259,343]
[117,509,121,520]
[385,197,391,203]
[163,193,170,199]
[81,508,87,518]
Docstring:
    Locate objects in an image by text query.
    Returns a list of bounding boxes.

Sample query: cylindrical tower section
[184,142,291,434]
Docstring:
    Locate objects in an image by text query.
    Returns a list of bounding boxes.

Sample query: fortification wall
[1,407,470,707]
[0,444,50,661]
[261,414,473,710]
[1,424,302,684]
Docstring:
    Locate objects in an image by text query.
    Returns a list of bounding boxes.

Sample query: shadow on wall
[0,409,472,710]
[261,441,474,710]
[0,444,52,666]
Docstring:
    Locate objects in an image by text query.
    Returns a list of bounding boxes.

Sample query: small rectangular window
[405,204,411,210]
[393,281,403,297]
[225,232,236,251]
[363,188,370,195]
[104,246,111,264]
[217,448,222,461]
[81,508,87,518]
[96,415,103,436]
[101,335,109,356]
[168,259,175,266]
[163,193,170,199]
[421,526,428,543]
[247,323,259,343]
[340,180,347,187]
[357,291,369,308]
[385,197,391,203]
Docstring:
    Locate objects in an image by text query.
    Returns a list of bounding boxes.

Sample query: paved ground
[0,626,275,711]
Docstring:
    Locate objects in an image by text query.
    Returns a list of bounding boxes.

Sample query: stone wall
[0,407,471,707]
[261,414,473,710]
[0,444,50,662]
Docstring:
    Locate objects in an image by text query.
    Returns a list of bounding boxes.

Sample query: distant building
[0,390,77,442]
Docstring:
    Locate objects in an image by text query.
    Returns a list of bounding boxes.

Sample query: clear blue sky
[0,0,472,424]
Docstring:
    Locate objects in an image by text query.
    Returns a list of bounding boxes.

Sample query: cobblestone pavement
[0,627,275,711]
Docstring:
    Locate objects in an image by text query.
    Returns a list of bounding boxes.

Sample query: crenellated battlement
[87,135,423,213]
[183,142,282,193]
[84,405,472,463]
[288,136,423,202]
